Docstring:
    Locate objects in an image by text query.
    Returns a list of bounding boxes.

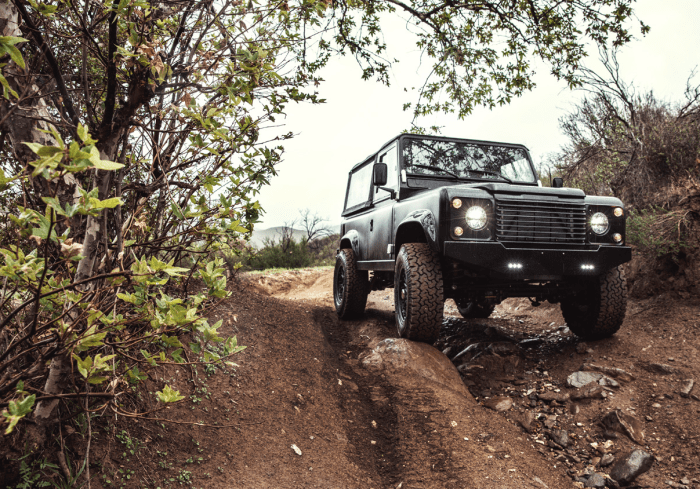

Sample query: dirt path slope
[64,268,699,489]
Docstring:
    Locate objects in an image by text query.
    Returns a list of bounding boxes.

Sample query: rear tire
[561,266,627,340]
[455,299,495,319]
[334,249,368,319]
[394,243,444,344]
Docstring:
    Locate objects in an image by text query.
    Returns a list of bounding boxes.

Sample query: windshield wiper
[468,169,513,183]
[412,164,460,179]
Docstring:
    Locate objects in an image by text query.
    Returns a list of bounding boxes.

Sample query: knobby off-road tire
[394,243,444,344]
[561,265,627,341]
[334,249,368,319]
[455,299,496,319]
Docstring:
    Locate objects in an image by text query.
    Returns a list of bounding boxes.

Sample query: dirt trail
[71,268,700,489]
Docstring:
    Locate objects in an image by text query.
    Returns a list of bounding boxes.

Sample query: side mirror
[552,177,564,188]
[373,163,388,186]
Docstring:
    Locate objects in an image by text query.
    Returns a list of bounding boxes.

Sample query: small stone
[585,472,606,488]
[652,403,662,408]
[609,449,654,484]
[642,363,676,375]
[679,379,694,398]
[582,363,635,382]
[570,403,580,415]
[567,371,617,389]
[538,391,570,403]
[483,396,513,412]
[291,444,302,456]
[572,381,607,400]
[681,477,690,485]
[576,343,588,354]
[548,429,570,448]
[544,415,557,429]
[601,410,645,444]
[516,411,536,433]
[600,453,615,467]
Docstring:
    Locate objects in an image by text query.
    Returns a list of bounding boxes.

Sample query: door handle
[370,219,374,232]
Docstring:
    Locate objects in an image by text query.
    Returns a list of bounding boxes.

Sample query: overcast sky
[255,0,700,230]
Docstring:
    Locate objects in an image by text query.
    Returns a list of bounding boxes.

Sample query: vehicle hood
[468,182,585,199]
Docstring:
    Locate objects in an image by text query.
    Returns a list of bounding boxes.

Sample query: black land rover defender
[333,134,631,344]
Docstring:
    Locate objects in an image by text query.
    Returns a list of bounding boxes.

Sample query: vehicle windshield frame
[399,135,538,185]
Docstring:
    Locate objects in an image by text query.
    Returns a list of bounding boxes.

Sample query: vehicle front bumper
[443,241,631,280]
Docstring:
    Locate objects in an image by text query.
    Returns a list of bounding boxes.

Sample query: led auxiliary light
[507,263,523,269]
[581,264,595,270]
[454,226,464,236]
[613,207,624,217]
[452,198,463,209]
[590,212,609,235]
[613,233,622,243]
[465,205,488,231]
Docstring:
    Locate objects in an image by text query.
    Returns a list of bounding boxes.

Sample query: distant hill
[249,226,307,248]
[249,225,340,248]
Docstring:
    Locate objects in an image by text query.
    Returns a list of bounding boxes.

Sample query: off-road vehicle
[333,134,631,344]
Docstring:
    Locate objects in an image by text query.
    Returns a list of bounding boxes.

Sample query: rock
[584,473,606,488]
[483,396,513,412]
[642,363,676,375]
[567,371,618,389]
[544,415,557,429]
[679,379,694,398]
[601,410,645,444]
[600,453,615,467]
[516,410,536,433]
[576,343,589,354]
[548,429,570,448]
[582,363,635,382]
[570,403,580,415]
[609,449,654,485]
[362,338,470,396]
[538,391,570,403]
[572,381,607,400]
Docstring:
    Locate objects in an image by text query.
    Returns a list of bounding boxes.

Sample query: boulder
[362,338,471,397]
[567,371,619,389]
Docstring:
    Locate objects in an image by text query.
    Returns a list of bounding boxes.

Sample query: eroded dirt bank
[24,268,697,488]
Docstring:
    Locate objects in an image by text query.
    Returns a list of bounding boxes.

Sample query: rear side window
[345,162,372,210]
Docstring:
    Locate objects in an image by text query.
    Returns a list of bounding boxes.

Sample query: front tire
[455,299,495,319]
[561,266,627,340]
[394,243,444,344]
[334,249,368,319]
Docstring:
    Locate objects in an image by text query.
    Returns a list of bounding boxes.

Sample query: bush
[626,207,690,258]
[247,237,312,270]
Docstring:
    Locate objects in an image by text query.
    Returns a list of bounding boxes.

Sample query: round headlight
[452,198,463,209]
[613,207,624,217]
[454,226,464,236]
[590,212,609,235]
[465,206,488,231]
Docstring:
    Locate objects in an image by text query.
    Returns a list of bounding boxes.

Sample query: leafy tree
[0,0,645,461]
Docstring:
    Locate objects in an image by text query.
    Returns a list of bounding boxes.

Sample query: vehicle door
[341,157,375,261]
[367,143,399,266]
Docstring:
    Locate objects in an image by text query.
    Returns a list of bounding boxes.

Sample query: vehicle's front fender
[339,229,361,257]
[395,210,440,254]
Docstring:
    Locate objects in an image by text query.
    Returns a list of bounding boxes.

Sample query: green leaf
[0,73,18,99]
[93,197,123,209]
[92,159,124,171]
[23,142,43,154]
[3,394,35,434]
[77,123,89,142]
[3,43,25,69]
[76,325,106,352]
[156,385,185,403]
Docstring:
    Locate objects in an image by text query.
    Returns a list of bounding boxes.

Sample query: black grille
[496,200,586,246]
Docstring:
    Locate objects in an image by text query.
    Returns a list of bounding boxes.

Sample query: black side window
[373,144,398,202]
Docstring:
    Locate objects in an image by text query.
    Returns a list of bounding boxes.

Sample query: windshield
[401,138,537,183]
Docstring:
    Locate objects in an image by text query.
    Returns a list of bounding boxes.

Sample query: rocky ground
[7,267,697,488]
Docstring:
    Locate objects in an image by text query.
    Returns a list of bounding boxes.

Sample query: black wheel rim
[335,263,346,306]
[397,267,408,330]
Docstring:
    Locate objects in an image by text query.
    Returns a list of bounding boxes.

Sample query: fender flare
[339,229,361,258]
[395,209,440,253]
